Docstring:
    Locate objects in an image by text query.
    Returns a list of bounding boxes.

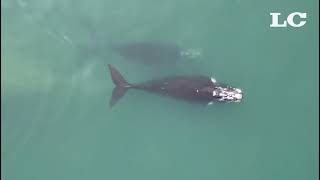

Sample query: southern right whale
[110,42,202,64]
[108,64,243,107]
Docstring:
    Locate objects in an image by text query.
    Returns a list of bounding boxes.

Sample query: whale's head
[213,86,243,102]
[180,48,202,58]
[201,84,243,103]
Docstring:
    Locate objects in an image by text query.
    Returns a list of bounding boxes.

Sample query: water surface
[1,0,319,180]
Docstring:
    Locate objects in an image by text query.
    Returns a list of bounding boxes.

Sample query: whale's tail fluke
[108,64,132,107]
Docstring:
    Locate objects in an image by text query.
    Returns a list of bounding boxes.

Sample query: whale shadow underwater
[110,42,202,65]
[54,15,201,66]
[107,64,243,108]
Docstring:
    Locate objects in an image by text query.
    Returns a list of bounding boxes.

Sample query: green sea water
[1,0,319,179]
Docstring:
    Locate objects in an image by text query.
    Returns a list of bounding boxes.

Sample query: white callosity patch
[210,77,216,84]
[235,88,242,93]
[207,101,213,106]
[212,90,217,96]
[234,94,242,101]
[214,87,243,102]
[180,48,202,58]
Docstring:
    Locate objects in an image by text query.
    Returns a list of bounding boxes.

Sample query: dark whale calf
[107,64,242,107]
[111,42,202,64]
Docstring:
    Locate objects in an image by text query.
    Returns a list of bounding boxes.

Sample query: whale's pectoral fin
[110,86,128,107]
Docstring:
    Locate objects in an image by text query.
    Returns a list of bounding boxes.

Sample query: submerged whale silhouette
[108,64,243,107]
[111,42,202,64]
